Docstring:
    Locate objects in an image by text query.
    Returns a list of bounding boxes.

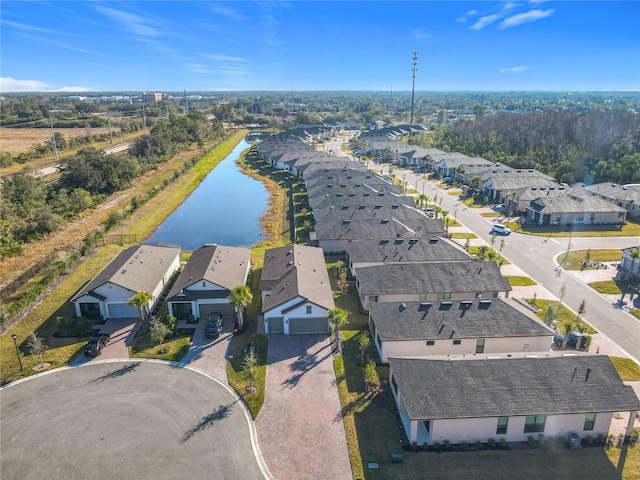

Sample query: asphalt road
[0,361,267,480]
[395,167,640,361]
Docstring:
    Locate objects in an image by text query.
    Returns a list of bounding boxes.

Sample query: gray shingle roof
[260,245,335,313]
[166,244,250,302]
[313,204,431,224]
[389,355,640,420]
[72,243,181,301]
[369,298,553,341]
[314,217,444,242]
[346,237,470,265]
[356,261,511,295]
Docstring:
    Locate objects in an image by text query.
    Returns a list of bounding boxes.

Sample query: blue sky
[1,1,639,92]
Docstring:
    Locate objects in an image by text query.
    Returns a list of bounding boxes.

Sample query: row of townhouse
[255,126,640,447]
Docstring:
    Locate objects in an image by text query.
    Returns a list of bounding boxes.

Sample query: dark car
[553,331,589,350]
[205,313,224,338]
[84,334,110,356]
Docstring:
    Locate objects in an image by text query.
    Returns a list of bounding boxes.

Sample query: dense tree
[60,147,139,194]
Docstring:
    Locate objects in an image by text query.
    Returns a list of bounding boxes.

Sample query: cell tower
[410,51,419,124]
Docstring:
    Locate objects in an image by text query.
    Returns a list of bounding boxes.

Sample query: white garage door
[268,317,284,334]
[289,317,329,334]
[107,303,139,318]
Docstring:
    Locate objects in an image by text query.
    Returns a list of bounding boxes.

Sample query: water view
[147,139,268,250]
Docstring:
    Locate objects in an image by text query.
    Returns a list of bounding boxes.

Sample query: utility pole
[48,110,59,162]
[184,89,189,115]
[410,51,419,124]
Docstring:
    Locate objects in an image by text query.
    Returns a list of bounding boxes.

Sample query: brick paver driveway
[256,334,351,480]
[70,317,137,365]
[181,317,234,382]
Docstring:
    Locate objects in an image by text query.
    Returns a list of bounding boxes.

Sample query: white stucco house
[389,354,640,446]
[71,243,181,320]
[260,245,335,334]
[369,299,554,362]
[620,246,640,279]
[165,244,251,321]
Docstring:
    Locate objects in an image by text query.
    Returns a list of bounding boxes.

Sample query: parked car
[205,313,224,338]
[491,224,512,236]
[84,334,110,356]
[442,177,452,183]
[553,331,589,350]
[424,208,436,218]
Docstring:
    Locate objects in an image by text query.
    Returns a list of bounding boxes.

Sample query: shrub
[432,442,441,452]
[487,438,496,448]
[474,441,483,450]
[443,440,451,451]
[527,436,537,447]
[249,333,268,351]
[499,438,508,449]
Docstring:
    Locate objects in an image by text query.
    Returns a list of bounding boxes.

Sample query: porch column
[409,420,418,445]
[625,410,638,438]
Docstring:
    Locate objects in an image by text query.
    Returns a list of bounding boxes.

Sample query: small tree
[229,285,252,331]
[464,238,471,252]
[530,292,538,308]
[129,291,152,330]
[329,308,348,352]
[335,260,345,279]
[242,350,259,389]
[163,314,176,332]
[26,333,46,368]
[149,317,170,353]
[364,360,380,395]
[358,333,371,365]
[561,321,573,350]
[558,284,567,312]
[575,300,587,350]
[544,305,557,328]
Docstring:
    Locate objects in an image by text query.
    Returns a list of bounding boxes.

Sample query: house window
[426,340,435,346]
[524,415,546,433]
[437,293,451,300]
[496,417,509,435]
[476,339,485,353]
[589,213,595,223]
[576,214,585,223]
[423,420,431,434]
[453,339,461,345]
[369,295,379,303]
[476,292,483,298]
[306,305,312,314]
[420,294,427,301]
[202,281,206,287]
[584,413,597,431]
[555,215,562,223]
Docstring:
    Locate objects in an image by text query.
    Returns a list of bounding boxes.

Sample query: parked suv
[553,331,589,350]
[491,224,512,236]
[205,313,224,339]
[84,334,110,356]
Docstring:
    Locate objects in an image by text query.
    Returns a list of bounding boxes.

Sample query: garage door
[107,303,139,318]
[289,317,329,335]
[199,304,233,319]
[268,317,284,334]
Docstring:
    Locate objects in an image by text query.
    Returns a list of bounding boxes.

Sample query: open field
[0,127,112,155]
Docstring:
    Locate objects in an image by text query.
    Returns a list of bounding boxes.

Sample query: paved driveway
[181,318,233,382]
[256,334,351,480]
[0,361,267,480]
[70,318,137,365]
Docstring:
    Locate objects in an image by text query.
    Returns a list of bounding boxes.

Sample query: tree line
[418,108,640,185]
[1,112,223,259]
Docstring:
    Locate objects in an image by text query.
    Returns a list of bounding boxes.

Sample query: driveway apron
[181,318,233,382]
[256,334,351,480]
[70,317,137,365]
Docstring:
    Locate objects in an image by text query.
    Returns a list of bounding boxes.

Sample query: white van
[491,224,512,235]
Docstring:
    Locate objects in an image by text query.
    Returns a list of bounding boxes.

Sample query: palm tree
[628,248,640,280]
[328,308,348,352]
[575,300,587,350]
[229,285,253,331]
[129,291,152,330]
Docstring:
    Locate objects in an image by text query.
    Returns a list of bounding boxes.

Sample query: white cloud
[207,5,248,21]
[502,2,521,12]
[0,77,90,93]
[499,66,527,74]
[456,9,479,23]
[500,9,554,29]
[2,19,63,36]
[94,5,162,37]
[203,54,246,63]
[412,28,431,39]
[471,14,501,30]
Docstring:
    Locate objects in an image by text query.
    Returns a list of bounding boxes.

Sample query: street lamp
[11,334,22,371]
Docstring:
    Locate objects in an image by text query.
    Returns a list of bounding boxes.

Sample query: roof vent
[419,302,432,308]
[288,261,293,266]
[399,302,407,311]
[479,300,491,305]
[429,237,438,243]
[121,269,127,274]
[381,218,389,223]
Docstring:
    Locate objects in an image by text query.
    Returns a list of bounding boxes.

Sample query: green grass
[450,232,478,239]
[480,212,503,218]
[610,356,640,381]
[510,218,640,237]
[468,247,511,265]
[631,309,640,319]
[589,281,623,295]
[505,276,537,286]
[129,333,191,361]
[529,299,597,335]
[561,249,623,270]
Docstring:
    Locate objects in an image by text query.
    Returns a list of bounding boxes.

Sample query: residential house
[346,236,470,277]
[620,246,640,278]
[581,182,640,220]
[389,354,640,446]
[165,244,251,320]
[355,261,511,311]
[481,168,558,204]
[369,299,554,362]
[523,190,627,226]
[72,243,181,320]
[261,245,335,334]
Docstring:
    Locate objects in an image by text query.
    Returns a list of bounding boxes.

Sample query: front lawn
[505,276,537,286]
[561,249,623,270]
[528,299,597,334]
[510,219,640,237]
[129,332,192,362]
[450,232,478,239]
[610,356,640,381]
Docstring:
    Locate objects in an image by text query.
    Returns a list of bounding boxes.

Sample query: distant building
[141,92,166,103]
